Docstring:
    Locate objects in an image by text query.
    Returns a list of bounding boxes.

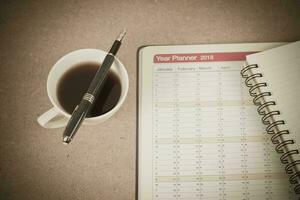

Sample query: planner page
[138,43,296,200]
[246,41,300,164]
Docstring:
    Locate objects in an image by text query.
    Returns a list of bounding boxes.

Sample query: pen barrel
[63,100,91,141]
[87,53,115,97]
[109,40,121,55]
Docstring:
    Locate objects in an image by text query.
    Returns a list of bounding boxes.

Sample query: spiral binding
[241,64,300,195]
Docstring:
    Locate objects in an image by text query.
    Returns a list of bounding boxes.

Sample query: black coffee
[57,62,121,117]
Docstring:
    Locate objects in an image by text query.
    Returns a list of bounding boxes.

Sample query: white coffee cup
[37,49,129,128]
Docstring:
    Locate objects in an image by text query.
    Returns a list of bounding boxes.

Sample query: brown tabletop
[0,0,300,199]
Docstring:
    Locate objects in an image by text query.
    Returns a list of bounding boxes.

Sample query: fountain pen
[63,30,126,144]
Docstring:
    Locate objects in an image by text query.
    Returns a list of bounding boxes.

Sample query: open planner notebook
[138,42,299,200]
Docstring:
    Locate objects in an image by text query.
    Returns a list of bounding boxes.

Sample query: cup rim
[47,48,129,121]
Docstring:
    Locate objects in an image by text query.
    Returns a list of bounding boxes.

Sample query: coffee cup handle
[37,107,69,128]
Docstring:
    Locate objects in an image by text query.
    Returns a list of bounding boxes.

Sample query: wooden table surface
[0,0,300,199]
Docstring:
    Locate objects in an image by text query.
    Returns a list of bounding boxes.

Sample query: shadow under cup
[47,49,128,124]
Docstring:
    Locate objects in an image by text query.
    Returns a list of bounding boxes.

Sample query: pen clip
[71,105,79,114]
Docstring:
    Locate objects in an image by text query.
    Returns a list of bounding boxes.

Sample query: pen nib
[63,136,71,145]
[117,29,126,42]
